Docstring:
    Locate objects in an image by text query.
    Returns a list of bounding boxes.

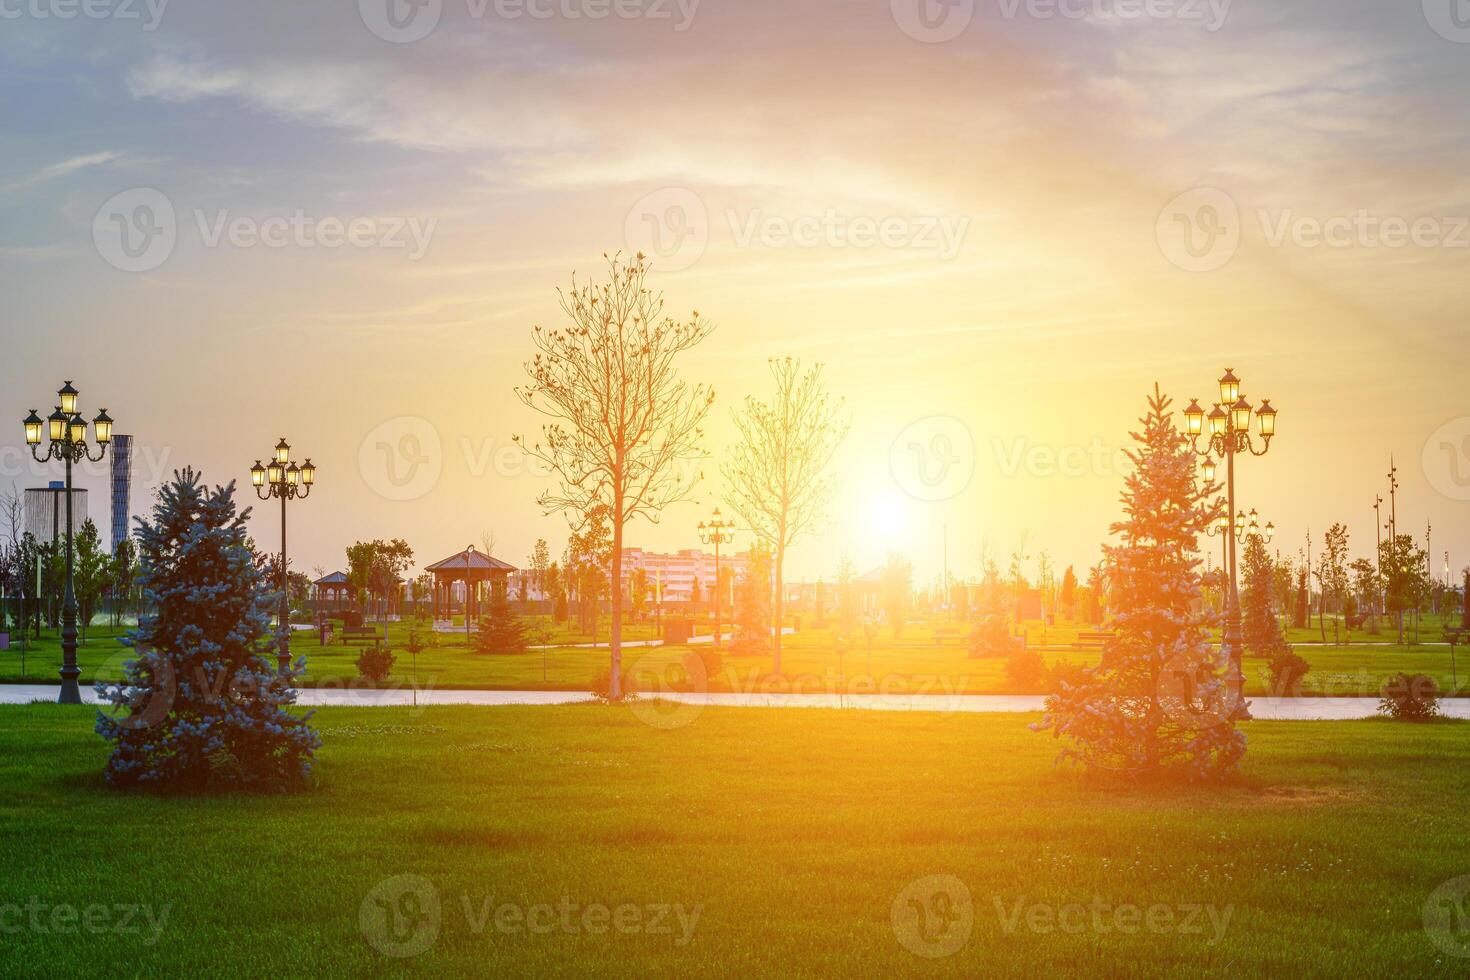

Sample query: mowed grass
[5,619,1470,699]
[2,705,1470,976]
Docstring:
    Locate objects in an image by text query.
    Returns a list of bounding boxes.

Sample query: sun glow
[865,492,911,545]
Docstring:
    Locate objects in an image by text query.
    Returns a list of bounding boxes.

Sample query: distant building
[619,548,753,605]
[110,433,133,554]
[24,482,89,546]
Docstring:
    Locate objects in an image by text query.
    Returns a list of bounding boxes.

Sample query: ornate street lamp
[698,508,737,650]
[1184,369,1279,717]
[252,438,315,673]
[23,382,113,704]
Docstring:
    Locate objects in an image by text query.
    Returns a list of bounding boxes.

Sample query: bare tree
[722,358,847,674]
[480,530,498,558]
[516,253,714,698]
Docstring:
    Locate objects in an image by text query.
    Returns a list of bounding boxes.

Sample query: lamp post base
[58,671,82,705]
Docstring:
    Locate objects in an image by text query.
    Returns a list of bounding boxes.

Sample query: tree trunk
[773,542,785,676]
[610,517,624,699]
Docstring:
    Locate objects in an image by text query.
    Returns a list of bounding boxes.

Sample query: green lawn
[2,705,1469,976]
[5,619,1470,699]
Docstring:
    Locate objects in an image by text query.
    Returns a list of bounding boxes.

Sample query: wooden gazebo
[313,571,352,612]
[425,547,516,629]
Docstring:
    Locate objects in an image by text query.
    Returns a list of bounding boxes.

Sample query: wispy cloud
[2,151,119,192]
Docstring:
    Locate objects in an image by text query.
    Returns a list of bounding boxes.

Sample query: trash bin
[664,618,693,645]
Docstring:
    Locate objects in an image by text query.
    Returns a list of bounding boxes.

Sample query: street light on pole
[1184,369,1279,717]
[698,508,736,649]
[23,383,114,704]
[251,439,315,674]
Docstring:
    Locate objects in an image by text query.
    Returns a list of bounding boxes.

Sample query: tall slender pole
[1374,496,1383,617]
[712,537,722,650]
[1222,434,1245,713]
[59,451,81,704]
[278,490,290,673]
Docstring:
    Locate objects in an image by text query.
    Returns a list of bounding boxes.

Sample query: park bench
[1445,627,1470,649]
[340,626,382,649]
[934,626,963,644]
[1345,613,1369,631]
[1074,630,1116,649]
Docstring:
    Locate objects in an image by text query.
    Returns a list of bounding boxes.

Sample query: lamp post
[23,383,113,704]
[250,440,315,673]
[1184,369,1278,717]
[698,508,736,649]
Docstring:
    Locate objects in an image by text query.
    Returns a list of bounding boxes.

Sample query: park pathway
[3,685,1468,719]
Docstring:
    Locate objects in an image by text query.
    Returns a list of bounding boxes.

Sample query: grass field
[2,704,1469,976]
[4,617,1470,699]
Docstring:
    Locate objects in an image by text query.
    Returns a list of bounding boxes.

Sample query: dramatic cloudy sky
[2,0,1468,583]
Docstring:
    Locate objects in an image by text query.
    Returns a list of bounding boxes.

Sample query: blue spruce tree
[1033,387,1245,780]
[97,469,319,790]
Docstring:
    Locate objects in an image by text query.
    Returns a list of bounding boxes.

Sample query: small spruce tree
[1241,535,1289,658]
[96,469,319,791]
[476,584,529,655]
[1034,388,1245,781]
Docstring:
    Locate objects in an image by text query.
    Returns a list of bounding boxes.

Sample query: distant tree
[732,545,773,655]
[565,506,611,640]
[111,538,139,627]
[1350,558,1378,623]
[476,586,528,655]
[880,552,913,639]
[1059,565,1078,619]
[1242,535,1289,659]
[1320,524,1349,643]
[1462,568,1470,629]
[515,253,715,699]
[1381,533,1429,643]
[629,567,649,622]
[1292,567,1309,630]
[96,469,318,790]
[1035,387,1243,780]
[73,519,110,644]
[529,538,551,606]
[723,357,847,675]
[346,539,414,624]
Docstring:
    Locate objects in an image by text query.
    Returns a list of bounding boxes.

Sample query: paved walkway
[4,685,1465,720]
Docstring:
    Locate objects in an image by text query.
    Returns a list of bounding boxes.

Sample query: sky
[2,0,1469,588]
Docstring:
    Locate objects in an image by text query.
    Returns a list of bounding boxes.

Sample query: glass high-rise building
[110,433,133,554]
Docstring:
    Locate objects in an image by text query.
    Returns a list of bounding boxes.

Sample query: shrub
[355,646,396,683]
[342,609,364,629]
[1005,647,1047,691]
[967,615,1020,659]
[591,665,638,702]
[1266,650,1311,696]
[682,647,723,689]
[1378,673,1441,721]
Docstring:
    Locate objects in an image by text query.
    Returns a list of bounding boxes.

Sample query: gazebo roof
[314,571,350,585]
[424,549,517,574]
